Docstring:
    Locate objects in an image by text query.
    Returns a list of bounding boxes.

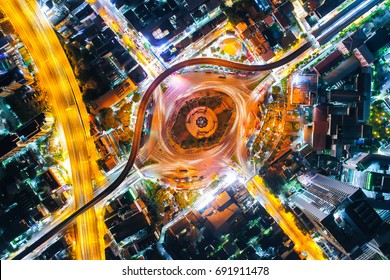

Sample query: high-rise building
[342,153,390,194]
[348,240,388,260]
[291,172,383,255]
[293,173,360,223]
[343,153,390,172]
[0,113,54,162]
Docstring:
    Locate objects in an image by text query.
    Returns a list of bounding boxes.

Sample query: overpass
[315,0,384,45]
[1,0,102,259]
[11,0,384,259]
[12,43,311,259]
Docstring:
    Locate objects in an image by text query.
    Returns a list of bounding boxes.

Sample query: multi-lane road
[1,0,102,259]
[315,0,384,45]
[247,176,326,260]
[12,40,312,259]
[8,0,385,259]
[140,71,268,188]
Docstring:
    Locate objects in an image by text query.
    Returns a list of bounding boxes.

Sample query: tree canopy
[99,107,119,130]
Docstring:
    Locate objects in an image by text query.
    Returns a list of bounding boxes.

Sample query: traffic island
[168,90,236,152]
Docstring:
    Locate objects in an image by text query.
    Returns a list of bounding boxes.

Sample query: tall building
[291,172,383,255]
[348,240,388,260]
[343,153,390,172]
[0,66,34,95]
[343,153,390,194]
[0,113,54,162]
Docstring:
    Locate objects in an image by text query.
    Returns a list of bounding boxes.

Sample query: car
[218,75,226,78]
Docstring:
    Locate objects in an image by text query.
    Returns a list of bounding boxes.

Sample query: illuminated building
[289,73,318,106]
[0,113,54,162]
[291,172,384,255]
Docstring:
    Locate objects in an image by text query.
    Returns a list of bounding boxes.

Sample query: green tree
[116,102,132,127]
[132,91,142,102]
[272,86,281,94]
[99,107,119,130]
[174,192,188,209]
[174,191,200,209]
[154,188,172,214]
[118,127,134,145]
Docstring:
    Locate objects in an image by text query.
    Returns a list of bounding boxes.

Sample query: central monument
[167,89,236,152]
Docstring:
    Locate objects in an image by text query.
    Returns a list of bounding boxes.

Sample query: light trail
[247,176,326,260]
[1,0,102,259]
[9,0,371,257]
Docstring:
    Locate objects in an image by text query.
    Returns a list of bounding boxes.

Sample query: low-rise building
[353,45,375,67]
[40,168,66,192]
[239,23,275,61]
[289,73,318,106]
[0,113,54,162]
[338,30,367,56]
[313,49,344,76]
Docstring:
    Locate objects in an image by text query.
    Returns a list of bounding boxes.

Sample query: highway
[316,0,384,45]
[12,39,312,259]
[1,0,102,259]
[9,0,376,259]
[247,176,326,260]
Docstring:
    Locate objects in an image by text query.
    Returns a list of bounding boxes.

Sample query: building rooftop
[313,49,344,76]
[354,45,375,66]
[214,191,231,209]
[292,194,329,222]
[343,153,390,171]
[122,0,222,46]
[340,29,367,54]
[315,0,344,18]
[323,56,360,87]
[205,203,240,232]
[0,67,26,88]
[289,73,318,106]
[0,133,19,158]
[329,90,360,103]
[366,172,390,192]
[273,10,290,30]
[293,172,360,223]
[365,27,390,54]
[299,173,360,198]
[40,169,63,191]
[312,106,329,150]
[279,30,296,49]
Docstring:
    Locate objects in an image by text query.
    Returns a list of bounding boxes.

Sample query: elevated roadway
[1,0,102,259]
[11,41,312,259]
[316,0,384,45]
[10,0,377,259]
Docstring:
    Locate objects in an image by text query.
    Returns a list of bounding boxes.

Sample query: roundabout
[167,90,236,152]
[136,73,267,189]
[12,35,311,257]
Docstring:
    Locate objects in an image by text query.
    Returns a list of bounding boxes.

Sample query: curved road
[11,0,386,258]
[143,73,262,188]
[2,0,102,259]
[12,41,311,259]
